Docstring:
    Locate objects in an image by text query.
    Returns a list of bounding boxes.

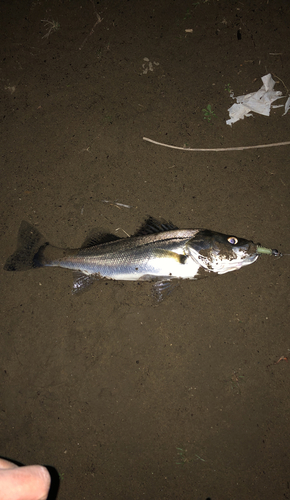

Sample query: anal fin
[72,271,100,294]
[152,280,178,302]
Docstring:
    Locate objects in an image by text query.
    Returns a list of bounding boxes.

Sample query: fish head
[186,230,259,275]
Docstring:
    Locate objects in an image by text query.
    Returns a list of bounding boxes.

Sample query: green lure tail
[257,246,281,256]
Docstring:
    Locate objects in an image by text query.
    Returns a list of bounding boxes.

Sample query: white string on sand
[143,137,290,152]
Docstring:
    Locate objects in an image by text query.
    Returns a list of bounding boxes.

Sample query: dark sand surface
[1,1,290,498]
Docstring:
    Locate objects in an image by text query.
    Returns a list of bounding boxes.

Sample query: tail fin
[4,221,49,271]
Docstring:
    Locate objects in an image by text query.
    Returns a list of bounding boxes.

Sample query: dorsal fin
[81,232,121,249]
[134,217,179,237]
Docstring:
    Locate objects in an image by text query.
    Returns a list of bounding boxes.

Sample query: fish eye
[227,236,238,245]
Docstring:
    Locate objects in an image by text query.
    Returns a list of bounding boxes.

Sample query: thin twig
[79,0,103,50]
[273,73,289,94]
[143,137,290,152]
[41,19,60,39]
[102,200,132,208]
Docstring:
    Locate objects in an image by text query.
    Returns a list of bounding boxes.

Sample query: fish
[4,218,280,298]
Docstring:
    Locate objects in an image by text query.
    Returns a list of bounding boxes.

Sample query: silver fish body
[48,229,201,280]
[4,218,278,295]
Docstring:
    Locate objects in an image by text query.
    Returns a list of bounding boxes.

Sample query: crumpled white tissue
[283,96,290,116]
[226,73,287,126]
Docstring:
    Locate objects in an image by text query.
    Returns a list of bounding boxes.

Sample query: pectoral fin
[152,249,187,264]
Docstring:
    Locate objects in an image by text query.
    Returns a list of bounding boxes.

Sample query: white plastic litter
[226,73,287,126]
[283,96,290,116]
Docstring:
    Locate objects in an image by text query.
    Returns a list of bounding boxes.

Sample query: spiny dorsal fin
[134,217,179,237]
[81,232,121,249]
